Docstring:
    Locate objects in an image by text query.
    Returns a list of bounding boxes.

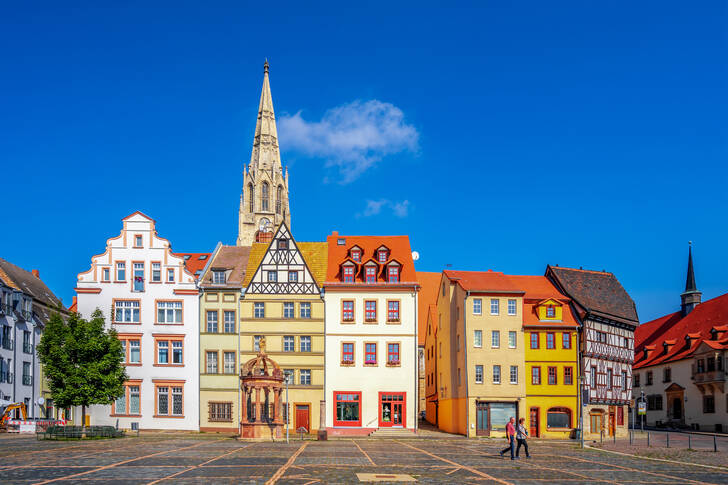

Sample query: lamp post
[286,374,289,444]
[640,387,644,434]
[579,375,585,449]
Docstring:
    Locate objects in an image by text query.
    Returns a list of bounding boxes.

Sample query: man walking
[499,417,516,460]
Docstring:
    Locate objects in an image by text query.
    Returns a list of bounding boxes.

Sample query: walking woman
[515,417,531,459]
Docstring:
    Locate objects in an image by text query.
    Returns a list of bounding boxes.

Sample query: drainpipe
[414,288,418,433]
[464,291,470,438]
[12,303,17,406]
[31,317,36,419]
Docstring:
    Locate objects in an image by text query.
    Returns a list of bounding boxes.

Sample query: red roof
[507,275,578,328]
[174,253,212,279]
[443,270,524,294]
[634,292,728,369]
[416,271,441,346]
[325,233,416,285]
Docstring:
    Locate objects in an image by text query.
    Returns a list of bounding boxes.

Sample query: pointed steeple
[249,60,281,173]
[680,241,701,316]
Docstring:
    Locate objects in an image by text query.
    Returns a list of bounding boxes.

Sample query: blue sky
[1,2,726,322]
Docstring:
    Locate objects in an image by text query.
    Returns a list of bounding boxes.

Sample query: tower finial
[681,241,701,316]
[263,59,269,74]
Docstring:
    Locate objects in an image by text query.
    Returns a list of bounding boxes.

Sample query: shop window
[546,407,571,429]
[209,402,232,422]
[334,392,361,426]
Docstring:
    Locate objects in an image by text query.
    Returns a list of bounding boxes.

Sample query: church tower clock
[237,61,291,246]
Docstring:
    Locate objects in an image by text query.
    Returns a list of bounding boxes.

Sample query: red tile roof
[325,233,416,285]
[507,275,578,328]
[174,252,212,279]
[634,292,728,369]
[443,270,524,294]
[416,271,441,346]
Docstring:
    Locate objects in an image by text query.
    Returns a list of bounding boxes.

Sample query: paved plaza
[1,433,727,485]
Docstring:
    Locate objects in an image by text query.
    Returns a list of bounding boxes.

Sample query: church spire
[249,59,281,173]
[680,241,701,316]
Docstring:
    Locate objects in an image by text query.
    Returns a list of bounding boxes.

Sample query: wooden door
[529,408,539,438]
[295,405,310,433]
[608,412,615,436]
[476,402,489,436]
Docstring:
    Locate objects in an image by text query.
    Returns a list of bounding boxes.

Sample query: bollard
[714,435,718,453]
[666,432,669,448]
[630,430,633,445]
[688,434,691,450]
[600,431,603,444]
[647,432,650,447]
[614,431,616,444]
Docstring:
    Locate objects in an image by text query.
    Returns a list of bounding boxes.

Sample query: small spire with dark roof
[685,241,697,292]
[681,241,701,316]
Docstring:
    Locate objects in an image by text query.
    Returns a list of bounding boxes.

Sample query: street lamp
[640,387,644,434]
[285,373,290,444]
[579,375,585,449]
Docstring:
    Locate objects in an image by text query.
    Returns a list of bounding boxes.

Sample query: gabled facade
[323,233,418,436]
[198,244,251,433]
[423,303,438,425]
[240,223,327,436]
[75,211,203,430]
[237,62,291,246]
[547,266,638,438]
[0,259,70,420]
[416,271,440,416]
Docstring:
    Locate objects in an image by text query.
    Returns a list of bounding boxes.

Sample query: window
[508,331,517,349]
[510,366,518,384]
[531,366,541,385]
[114,383,141,416]
[663,367,671,383]
[546,306,555,318]
[223,311,235,333]
[387,265,399,283]
[334,392,361,426]
[283,336,295,352]
[213,271,226,284]
[167,268,175,282]
[277,238,288,250]
[697,359,704,373]
[365,300,377,322]
[365,266,376,283]
[157,341,169,364]
[365,343,377,364]
[172,341,183,364]
[209,402,232,422]
[458,368,462,386]
[378,249,388,262]
[548,366,557,385]
[530,333,539,349]
[490,299,499,315]
[300,336,311,352]
[342,265,354,283]
[634,373,640,387]
[473,299,482,315]
[206,351,218,373]
[342,343,354,364]
[350,248,361,262]
[156,384,183,416]
[646,371,653,386]
[300,369,311,385]
[116,262,126,281]
[493,365,501,384]
[288,271,298,282]
[474,330,482,348]
[547,408,571,429]
[254,335,262,352]
[457,334,461,352]
[133,263,144,292]
[254,303,265,318]
[283,302,295,319]
[283,369,294,385]
[114,300,140,323]
[223,352,235,374]
[607,369,613,388]
[508,299,517,316]
[276,185,282,214]
[590,366,596,388]
[23,331,31,353]
[564,366,573,385]
[134,235,143,247]
[342,301,354,322]
[387,301,400,322]
[102,267,110,281]
[261,182,269,211]
[129,340,140,363]
[22,362,31,385]
[475,365,483,384]
[151,262,161,282]
[647,394,663,411]
[300,302,311,318]
[562,332,572,349]
[491,330,500,348]
[157,301,182,324]
[617,406,624,426]
[268,271,277,282]
[387,343,400,364]
[206,311,218,332]
[546,332,555,349]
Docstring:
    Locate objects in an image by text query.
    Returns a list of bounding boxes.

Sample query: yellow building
[198,245,251,433]
[436,271,527,437]
[240,223,327,435]
[510,275,579,439]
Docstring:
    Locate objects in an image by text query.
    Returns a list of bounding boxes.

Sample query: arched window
[261,182,269,211]
[546,407,571,429]
[276,186,283,214]
[248,183,254,213]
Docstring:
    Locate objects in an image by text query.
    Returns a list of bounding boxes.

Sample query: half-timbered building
[547,266,638,438]
[240,222,327,436]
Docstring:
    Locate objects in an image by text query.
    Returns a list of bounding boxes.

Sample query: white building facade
[323,233,418,436]
[75,212,200,430]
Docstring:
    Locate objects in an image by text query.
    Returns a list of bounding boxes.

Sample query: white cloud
[278,100,419,183]
[358,199,410,218]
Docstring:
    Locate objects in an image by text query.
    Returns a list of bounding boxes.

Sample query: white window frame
[493,365,501,384]
[507,299,517,316]
[491,330,500,348]
[474,330,482,348]
[490,298,499,315]
[508,331,517,349]
[473,298,482,315]
[475,365,483,384]
[212,271,226,284]
[510,365,518,384]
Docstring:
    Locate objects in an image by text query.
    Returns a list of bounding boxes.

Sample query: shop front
[378,392,406,428]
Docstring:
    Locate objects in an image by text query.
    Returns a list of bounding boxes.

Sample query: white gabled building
[75,211,203,430]
[323,233,419,437]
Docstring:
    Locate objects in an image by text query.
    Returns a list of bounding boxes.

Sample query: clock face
[259,218,271,231]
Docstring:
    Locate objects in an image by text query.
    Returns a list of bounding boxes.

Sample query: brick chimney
[31,269,40,278]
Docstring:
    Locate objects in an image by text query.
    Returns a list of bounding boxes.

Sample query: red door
[379,392,406,427]
[295,405,310,433]
[529,408,539,437]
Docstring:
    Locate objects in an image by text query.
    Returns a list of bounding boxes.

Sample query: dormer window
[365,265,377,284]
[342,264,355,283]
[350,248,361,262]
[377,249,389,263]
[546,306,555,318]
[213,270,226,284]
[387,265,399,283]
[277,239,289,250]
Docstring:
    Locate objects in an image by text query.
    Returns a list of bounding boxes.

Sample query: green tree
[37,309,127,429]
